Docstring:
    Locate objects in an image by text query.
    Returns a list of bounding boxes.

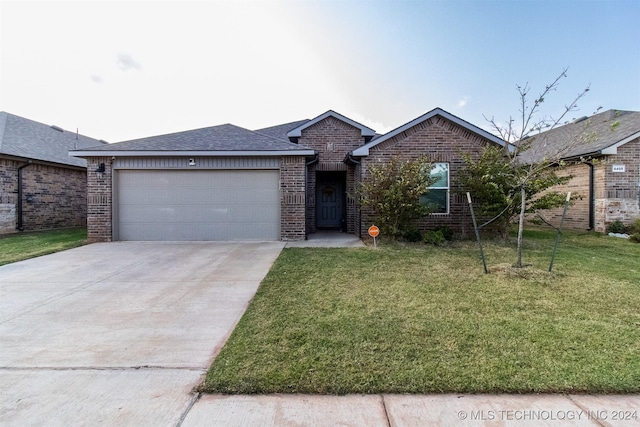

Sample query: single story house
[525,109,640,232]
[71,108,507,242]
[0,112,105,234]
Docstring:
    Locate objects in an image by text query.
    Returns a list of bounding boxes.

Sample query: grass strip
[0,228,87,266]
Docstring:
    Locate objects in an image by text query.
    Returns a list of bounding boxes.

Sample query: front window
[420,163,449,214]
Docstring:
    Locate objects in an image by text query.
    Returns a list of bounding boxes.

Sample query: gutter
[17,161,33,231]
[70,149,316,158]
[344,153,361,165]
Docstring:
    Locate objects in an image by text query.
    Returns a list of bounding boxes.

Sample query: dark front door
[317,173,345,229]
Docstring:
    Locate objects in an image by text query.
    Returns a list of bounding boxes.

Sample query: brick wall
[360,115,495,238]
[86,157,113,242]
[539,138,639,232]
[0,158,18,233]
[298,117,366,234]
[536,162,592,230]
[0,157,86,234]
[305,163,317,234]
[599,138,640,230]
[280,156,306,240]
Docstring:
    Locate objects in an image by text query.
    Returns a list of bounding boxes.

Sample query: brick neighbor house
[71,108,507,242]
[525,109,640,232]
[0,112,105,234]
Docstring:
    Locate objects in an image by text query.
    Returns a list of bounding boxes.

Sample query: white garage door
[116,170,280,241]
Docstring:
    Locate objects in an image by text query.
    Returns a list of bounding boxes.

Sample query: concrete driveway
[0,241,284,426]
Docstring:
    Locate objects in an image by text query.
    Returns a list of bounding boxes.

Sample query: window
[420,163,449,214]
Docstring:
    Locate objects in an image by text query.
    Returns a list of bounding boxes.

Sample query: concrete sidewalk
[182,393,640,426]
[285,231,365,248]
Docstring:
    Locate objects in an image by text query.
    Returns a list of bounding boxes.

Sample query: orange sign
[368,225,380,237]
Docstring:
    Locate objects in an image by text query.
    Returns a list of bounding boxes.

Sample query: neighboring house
[525,109,640,232]
[71,108,507,242]
[0,112,105,234]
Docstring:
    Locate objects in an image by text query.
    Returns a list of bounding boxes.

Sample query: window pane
[420,189,448,213]
[430,163,448,188]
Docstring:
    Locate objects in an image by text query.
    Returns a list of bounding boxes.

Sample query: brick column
[280,156,306,241]
[86,157,113,242]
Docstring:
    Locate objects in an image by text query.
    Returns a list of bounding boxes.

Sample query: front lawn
[202,230,640,394]
[0,228,87,266]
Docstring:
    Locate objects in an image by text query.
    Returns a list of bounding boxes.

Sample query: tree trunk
[516,186,526,268]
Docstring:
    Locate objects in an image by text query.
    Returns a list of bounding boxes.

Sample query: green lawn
[0,228,87,266]
[202,229,640,394]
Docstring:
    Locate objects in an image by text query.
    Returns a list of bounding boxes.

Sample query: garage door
[116,170,280,241]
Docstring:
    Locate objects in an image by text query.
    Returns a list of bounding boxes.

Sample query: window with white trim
[420,162,449,214]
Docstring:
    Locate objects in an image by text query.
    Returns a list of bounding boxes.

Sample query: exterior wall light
[95,163,106,179]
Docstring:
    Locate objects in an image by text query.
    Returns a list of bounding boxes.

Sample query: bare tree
[483,68,594,268]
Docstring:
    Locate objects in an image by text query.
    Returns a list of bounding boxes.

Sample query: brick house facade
[0,112,104,235]
[352,111,504,238]
[73,108,507,242]
[530,110,640,232]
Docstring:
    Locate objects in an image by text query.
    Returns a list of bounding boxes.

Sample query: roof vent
[573,116,588,124]
[50,125,64,132]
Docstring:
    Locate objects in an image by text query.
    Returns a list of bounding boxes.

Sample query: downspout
[587,161,595,231]
[17,161,33,231]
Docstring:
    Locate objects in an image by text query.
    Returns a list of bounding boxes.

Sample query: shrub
[357,155,437,238]
[403,228,423,243]
[628,219,640,243]
[423,230,445,246]
[435,226,454,241]
[606,220,627,234]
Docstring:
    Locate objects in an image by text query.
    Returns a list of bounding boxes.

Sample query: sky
[1,0,639,143]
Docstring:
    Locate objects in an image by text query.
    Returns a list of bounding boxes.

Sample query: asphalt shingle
[0,112,105,167]
[77,123,313,152]
[521,109,640,162]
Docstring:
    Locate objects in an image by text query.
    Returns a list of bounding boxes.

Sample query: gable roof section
[286,110,376,140]
[351,108,507,156]
[0,111,105,167]
[71,123,315,157]
[254,119,310,142]
[523,109,640,161]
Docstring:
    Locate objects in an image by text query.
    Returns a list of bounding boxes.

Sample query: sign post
[368,225,380,248]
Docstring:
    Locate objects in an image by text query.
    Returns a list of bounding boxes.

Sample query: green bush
[423,230,445,246]
[629,219,640,243]
[403,228,423,243]
[435,226,455,241]
[606,220,627,234]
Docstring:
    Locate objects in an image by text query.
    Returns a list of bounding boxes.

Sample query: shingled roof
[521,109,640,162]
[254,119,310,142]
[0,112,105,168]
[72,123,315,157]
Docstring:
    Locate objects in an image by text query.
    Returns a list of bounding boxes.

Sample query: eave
[70,150,317,158]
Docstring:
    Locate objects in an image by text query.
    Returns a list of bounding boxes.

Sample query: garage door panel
[117,170,280,241]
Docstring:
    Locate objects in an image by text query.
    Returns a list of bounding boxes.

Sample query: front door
[316,174,344,229]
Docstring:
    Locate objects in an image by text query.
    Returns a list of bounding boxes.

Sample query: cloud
[90,75,103,84]
[457,96,469,108]
[116,53,141,71]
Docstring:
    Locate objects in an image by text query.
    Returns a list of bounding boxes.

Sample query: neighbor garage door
[116,170,280,241]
